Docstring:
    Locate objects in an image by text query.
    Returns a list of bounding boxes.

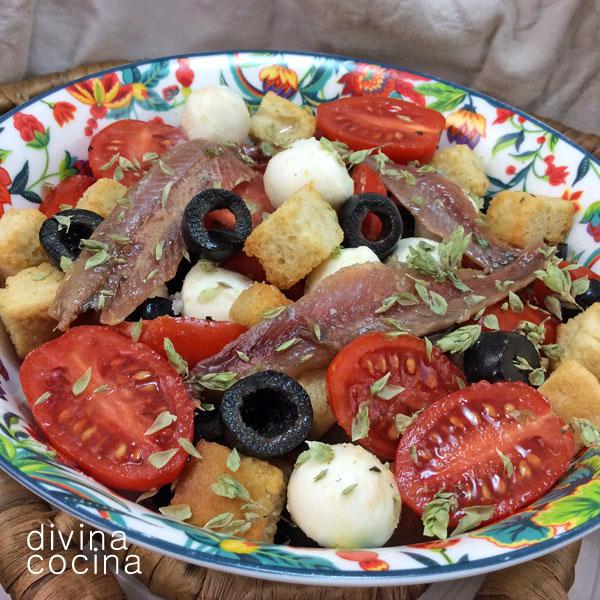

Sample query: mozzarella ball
[181,261,252,321]
[287,443,401,548]
[386,237,440,265]
[306,246,380,291]
[181,86,250,143]
[263,137,354,208]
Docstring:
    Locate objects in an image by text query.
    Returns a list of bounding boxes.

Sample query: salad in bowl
[0,52,599,584]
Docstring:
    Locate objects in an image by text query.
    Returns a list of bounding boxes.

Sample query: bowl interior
[0,51,599,585]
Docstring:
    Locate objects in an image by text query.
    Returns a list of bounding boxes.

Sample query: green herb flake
[34,391,51,406]
[210,474,251,501]
[299,353,314,363]
[410,445,419,465]
[341,483,358,496]
[496,448,514,477]
[296,441,334,466]
[142,152,160,163]
[313,323,322,342]
[163,337,188,375]
[54,214,72,232]
[275,338,298,352]
[452,505,494,536]
[197,284,223,303]
[424,336,433,361]
[145,411,177,436]
[541,343,564,361]
[148,448,179,469]
[99,153,119,171]
[130,318,143,343]
[435,325,481,354]
[571,418,600,447]
[93,384,111,394]
[32,271,49,281]
[191,371,237,392]
[158,504,192,521]
[395,410,422,435]
[544,295,562,320]
[72,367,92,396]
[113,165,124,182]
[261,305,286,319]
[84,248,109,270]
[161,181,173,209]
[226,447,241,472]
[313,469,328,482]
[158,159,174,176]
[236,350,250,363]
[204,512,235,529]
[178,437,202,459]
[421,490,458,540]
[482,314,500,330]
[352,401,370,441]
[508,291,524,312]
[155,240,165,261]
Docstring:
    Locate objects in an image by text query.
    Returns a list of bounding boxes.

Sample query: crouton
[540,360,600,444]
[0,208,47,281]
[229,282,292,327]
[487,191,574,248]
[244,184,343,289]
[76,178,127,218]
[556,303,600,379]
[250,92,316,148]
[0,263,63,358]
[430,145,489,196]
[296,369,336,438]
[169,440,285,542]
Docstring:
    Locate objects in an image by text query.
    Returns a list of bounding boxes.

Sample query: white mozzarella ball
[181,86,250,143]
[181,261,252,321]
[306,246,380,291]
[263,137,354,208]
[287,443,401,548]
[386,237,440,265]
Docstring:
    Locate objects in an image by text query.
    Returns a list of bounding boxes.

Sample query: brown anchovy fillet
[50,140,255,329]
[191,247,548,381]
[371,160,519,270]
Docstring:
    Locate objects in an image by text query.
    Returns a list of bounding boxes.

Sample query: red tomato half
[205,174,274,230]
[88,119,186,186]
[114,316,246,368]
[473,301,559,345]
[20,326,194,491]
[40,174,96,217]
[352,163,386,240]
[395,381,575,529]
[221,251,267,281]
[529,261,600,307]
[327,333,466,459]
[317,96,446,164]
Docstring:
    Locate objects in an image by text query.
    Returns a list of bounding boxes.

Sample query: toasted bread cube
[169,440,285,542]
[229,282,292,327]
[250,92,316,148]
[244,184,343,289]
[0,208,47,281]
[296,368,336,439]
[540,360,600,443]
[0,263,63,358]
[430,145,489,196]
[76,178,127,218]
[487,191,574,248]
[557,304,600,379]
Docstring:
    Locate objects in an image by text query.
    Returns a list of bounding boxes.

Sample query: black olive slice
[39,208,103,267]
[338,193,403,259]
[555,242,569,261]
[220,370,312,458]
[561,279,600,321]
[464,331,541,385]
[183,188,251,262]
[166,257,194,294]
[126,297,175,321]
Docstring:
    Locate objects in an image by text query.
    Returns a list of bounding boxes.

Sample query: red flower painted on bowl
[0,167,12,215]
[581,201,600,242]
[67,73,133,120]
[259,65,298,99]
[162,85,179,101]
[562,188,583,213]
[339,63,396,96]
[446,108,486,148]
[359,558,389,571]
[335,550,379,562]
[493,108,514,125]
[176,58,195,88]
[13,113,45,143]
[506,165,516,175]
[50,101,76,127]
[543,155,569,186]
[411,538,461,550]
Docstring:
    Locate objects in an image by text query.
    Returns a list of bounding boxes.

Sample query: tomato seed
[504,403,516,414]
[450,415,464,429]
[390,353,399,369]
[114,443,127,460]
[527,453,542,468]
[483,403,497,417]
[81,425,97,441]
[518,460,531,478]
[133,370,153,381]
[426,373,437,389]
[480,482,492,499]
[73,419,86,433]
[405,357,416,374]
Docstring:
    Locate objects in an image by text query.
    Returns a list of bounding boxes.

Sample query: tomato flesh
[317,96,445,164]
[473,301,559,344]
[352,163,386,240]
[40,174,96,217]
[395,381,575,528]
[20,326,194,491]
[88,119,186,186]
[114,316,246,368]
[327,333,466,459]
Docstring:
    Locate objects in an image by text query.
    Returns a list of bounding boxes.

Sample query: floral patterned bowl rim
[0,51,599,587]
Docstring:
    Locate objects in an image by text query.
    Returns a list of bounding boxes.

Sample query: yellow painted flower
[131,82,150,101]
[259,65,298,99]
[219,539,260,554]
[67,73,132,119]
[446,108,486,149]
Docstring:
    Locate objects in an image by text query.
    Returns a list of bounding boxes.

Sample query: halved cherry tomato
[20,326,194,491]
[473,301,559,344]
[221,251,267,281]
[88,119,187,186]
[395,381,574,528]
[40,174,96,217]
[317,96,446,164]
[114,316,246,367]
[528,261,600,307]
[352,163,386,241]
[205,174,274,230]
[326,333,466,459]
